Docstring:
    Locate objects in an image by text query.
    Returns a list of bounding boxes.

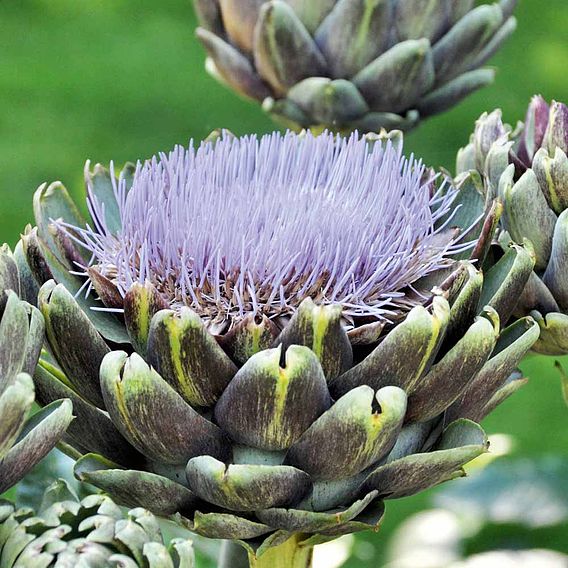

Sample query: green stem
[247,534,313,568]
[218,541,249,568]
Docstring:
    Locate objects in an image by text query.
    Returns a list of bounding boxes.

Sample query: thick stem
[247,534,313,568]
[218,541,249,568]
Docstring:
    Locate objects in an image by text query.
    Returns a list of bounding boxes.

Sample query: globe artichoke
[10,130,539,566]
[0,479,195,567]
[193,0,517,133]
[457,97,568,355]
[0,247,73,494]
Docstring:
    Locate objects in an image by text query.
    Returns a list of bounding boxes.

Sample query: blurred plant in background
[0,479,196,567]
[194,0,517,133]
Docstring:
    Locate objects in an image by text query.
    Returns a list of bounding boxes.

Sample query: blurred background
[1,0,567,566]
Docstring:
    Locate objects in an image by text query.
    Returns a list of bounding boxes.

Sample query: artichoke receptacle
[194,0,517,133]
[5,130,540,563]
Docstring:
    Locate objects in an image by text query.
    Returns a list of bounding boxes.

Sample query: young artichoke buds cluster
[457,97,568,355]
[0,480,195,567]
[0,248,72,494]
[3,131,540,556]
[194,0,517,133]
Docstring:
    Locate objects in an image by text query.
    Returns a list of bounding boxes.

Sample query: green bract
[457,97,568,355]
[0,479,195,567]
[0,249,72,494]
[194,0,516,132]
[3,147,542,563]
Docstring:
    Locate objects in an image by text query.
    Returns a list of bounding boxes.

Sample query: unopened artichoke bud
[0,479,195,567]
[193,0,517,133]
[0,284,72,493]
[457,97,568,354]
[15,130,538,564]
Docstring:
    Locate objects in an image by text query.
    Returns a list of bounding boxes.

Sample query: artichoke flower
[0,248,73,494]
[457,97,568,355]
[193,0,517,133]
[9,130,539,566]
[0,479,195,567]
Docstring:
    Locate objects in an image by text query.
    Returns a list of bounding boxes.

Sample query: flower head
[12,129,540,554]
[69,131,460,327]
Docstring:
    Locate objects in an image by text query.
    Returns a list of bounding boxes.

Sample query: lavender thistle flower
[6,129,540,566]
[74,131,461,327]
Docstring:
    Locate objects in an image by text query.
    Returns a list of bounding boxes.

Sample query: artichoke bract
[0,249,72,495]
[0,479,195,567]
[194,0,517,133]
[15,130,538,564]
[457,97,568,355]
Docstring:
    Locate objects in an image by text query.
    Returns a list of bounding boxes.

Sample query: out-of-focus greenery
[1,1,567,566]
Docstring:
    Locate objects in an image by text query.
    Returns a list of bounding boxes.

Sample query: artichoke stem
[218,541,249,568]
[247,534,314,568]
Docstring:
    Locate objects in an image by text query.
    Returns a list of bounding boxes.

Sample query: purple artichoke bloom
[7,129,539,565]
[68,130,463,328]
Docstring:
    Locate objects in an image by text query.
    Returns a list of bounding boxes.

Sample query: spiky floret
[65,131,464,325]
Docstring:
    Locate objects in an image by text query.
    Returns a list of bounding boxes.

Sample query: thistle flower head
[69,131,460,326]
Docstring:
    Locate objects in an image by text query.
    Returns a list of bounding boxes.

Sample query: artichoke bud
[194,0,516,131]
[458,96,568,354]
[100,351,231,465]
[11,130,540,549]
[215,345,332,450]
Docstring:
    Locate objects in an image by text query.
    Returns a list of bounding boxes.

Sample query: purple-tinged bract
[69,131,460,325]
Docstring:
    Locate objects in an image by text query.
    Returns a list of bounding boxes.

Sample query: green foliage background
[1,0,567,565]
